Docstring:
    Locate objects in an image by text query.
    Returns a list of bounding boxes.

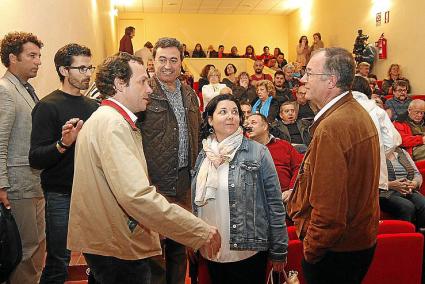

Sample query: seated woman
[252,80,279,123]
[231,72,257,104]
[198,64,215,93]
[222,63,237,88]
[202,69,227,108]
[380,146,425,230]
[192,94,287,284]
[243,45,256,60]
[382,64,411,95]
[192,43,206,58]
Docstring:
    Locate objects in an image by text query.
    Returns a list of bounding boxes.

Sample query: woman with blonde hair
[202,68,227,107]
[382,64,411,95]
[252,80,279,123]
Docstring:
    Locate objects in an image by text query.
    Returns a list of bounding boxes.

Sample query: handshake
[199,226,221,259]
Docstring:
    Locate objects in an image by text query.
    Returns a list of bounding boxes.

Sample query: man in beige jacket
[67,53,220,283]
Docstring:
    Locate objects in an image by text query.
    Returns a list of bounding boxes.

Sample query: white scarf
[195,127,243,206]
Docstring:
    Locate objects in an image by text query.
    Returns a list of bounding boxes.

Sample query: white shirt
[314,91,349,122]
[202,83,227,108]
[107,98,137,123]
[198,139,257,263]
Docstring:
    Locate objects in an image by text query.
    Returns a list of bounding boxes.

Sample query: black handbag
[0,203,22,282]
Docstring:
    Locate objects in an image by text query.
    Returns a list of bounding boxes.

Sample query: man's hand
[61,118,84,146]
[0,188,10,209]
[282,189,293,203]
[199,226,221,259]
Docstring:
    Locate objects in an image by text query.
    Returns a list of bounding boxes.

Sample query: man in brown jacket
[138,37,200,284]
[287,47,380,284]
[67,53,220,283]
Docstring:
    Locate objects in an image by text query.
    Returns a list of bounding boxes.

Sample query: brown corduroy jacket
[287,93,380,263]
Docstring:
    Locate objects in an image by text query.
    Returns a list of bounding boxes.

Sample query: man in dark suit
[0,31,45,284]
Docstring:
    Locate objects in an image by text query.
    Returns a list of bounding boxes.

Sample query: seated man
[270,101,311,153]
[246,113,302,203]
[295,85,317,120]
[282,63,299,90]
[385,80,412,121]
[250,59,273,86]
[394,99,425,161]
[273,70,293,106]
[356,61,370,78]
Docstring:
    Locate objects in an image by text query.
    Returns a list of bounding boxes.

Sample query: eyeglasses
[395,88,408,93]
[66,65,95,74]
[156,57,180,65]
[304,71,333,81]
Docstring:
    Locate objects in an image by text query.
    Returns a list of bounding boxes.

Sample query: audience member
[352,75,372,98]
[283,64,299,90]
[135,41,154,64]
[252,80,279,123]
[356,61,370,78]
[274,70,293,105]
[372,93,385,109]
[385,80,412,121]
[247,113,302,201]
[202,68,227,107]
[119,26,135,54]
[310,32,324,53]
[219,86,232,95]
[217,44,225,58]
[146,58,155,78]
[232,72,257,104]
[243,44,256,60]
[271,101,311,152]
[275,53,288,70]
[228,46,239,58]
[192,94,287,283]
[296,35,310,68]
[380,145,425,230]
[0,31,45,284]
[29,43,98,284]
[192,43,206,58]
[368,75,383,97]
[207,45,218,58]
[138,37,204,284]
[292,61,303,79]
[240,101,252,123]
[295,85,317,120]
[68,52,220,283]
[287,47,380,284]
[273,47,282,59]
[222,63,237,88]
[260,46,272,65]
[393,99,425,160]
[382,64,411,95]
[198,64,215,93]
[182,44,190,58]
[250,60,273,85]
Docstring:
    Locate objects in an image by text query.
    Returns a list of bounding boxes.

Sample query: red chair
[376,80,383,90]
[378,220,415,234]
[415,160,425,194]
[363,233,424,284]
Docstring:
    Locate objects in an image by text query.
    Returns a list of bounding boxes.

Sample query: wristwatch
[57,138,71,150]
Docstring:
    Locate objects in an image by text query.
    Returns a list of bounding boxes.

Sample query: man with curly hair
[29,43,98,283]
[0,31,44,284]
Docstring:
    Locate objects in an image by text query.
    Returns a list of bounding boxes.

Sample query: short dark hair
[274,70,285,78]
[153,37,184,61]
[54,43,92,82]
[144,41,153,48]
[200,94,243,140]
[224,63,237,76]
[95,52,142,99]
[219,45,224,49]
[248,113,269,130]
[263,46,269,52]
[352,75,372,98]
[321,47,355,92]
[393,79,409,91]
[125,26,135,35]
[0,32,43,67]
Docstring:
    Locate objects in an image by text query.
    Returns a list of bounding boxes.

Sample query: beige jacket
[67,104,210,260]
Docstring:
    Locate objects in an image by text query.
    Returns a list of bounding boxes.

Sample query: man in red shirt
[250,60,273,86]
[246,113,302,203]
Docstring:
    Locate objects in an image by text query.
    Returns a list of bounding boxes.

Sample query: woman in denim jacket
[191,94,288,283]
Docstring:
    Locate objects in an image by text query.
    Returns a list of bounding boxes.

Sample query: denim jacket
[191,137,288,261]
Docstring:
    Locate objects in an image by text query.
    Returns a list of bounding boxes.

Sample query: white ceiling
[116,0,299,15]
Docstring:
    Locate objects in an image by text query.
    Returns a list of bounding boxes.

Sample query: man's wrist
[58,138,71,149]
[56,142,67,153]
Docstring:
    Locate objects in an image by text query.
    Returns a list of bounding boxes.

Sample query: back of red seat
[378,220,415,234]
[363,233,424,284]
[287,226,298,240]
[415,160,425,194]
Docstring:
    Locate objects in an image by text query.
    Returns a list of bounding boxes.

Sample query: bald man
[394,99,425,161]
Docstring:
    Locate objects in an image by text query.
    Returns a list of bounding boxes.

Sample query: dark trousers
[380,190,425,228]
[149,238,187,284]
[84,253,151,284]
[40,191,71,284]
[206,251,267,284]
[301,245,376,284]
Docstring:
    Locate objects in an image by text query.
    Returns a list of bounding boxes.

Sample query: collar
[101,98,138,130]
[314,91,349,122]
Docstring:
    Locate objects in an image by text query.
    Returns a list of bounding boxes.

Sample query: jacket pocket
[240,161,260,186]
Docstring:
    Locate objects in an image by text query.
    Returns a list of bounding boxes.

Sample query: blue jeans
[40,191,71,284]
[84,253,151,284]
